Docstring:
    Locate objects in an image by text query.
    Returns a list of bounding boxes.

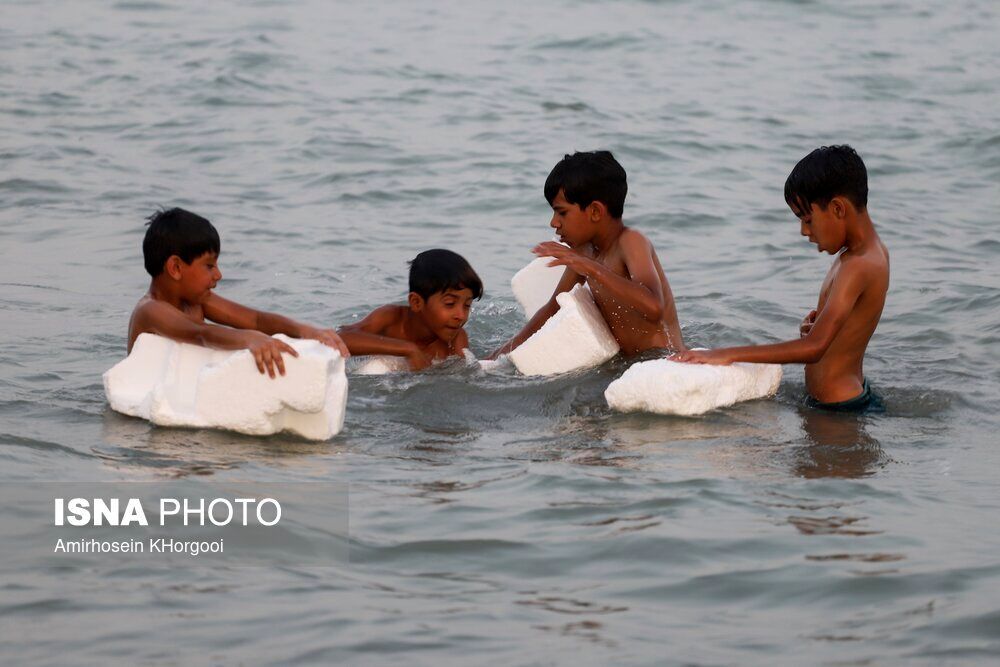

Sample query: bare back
[806,238,890,402]
[586,228,682,355]
[127,294,205,352]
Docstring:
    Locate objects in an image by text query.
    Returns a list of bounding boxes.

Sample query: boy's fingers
[275,352,286,376]
[254,351,266,374]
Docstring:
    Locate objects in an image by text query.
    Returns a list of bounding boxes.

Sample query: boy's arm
[133,300,298,378]
[337,306,431,370]
[202,292,349,357]
[534,236,666,322]
[672,263,868,365]
[660,277,686,352]
[486,266,583,359]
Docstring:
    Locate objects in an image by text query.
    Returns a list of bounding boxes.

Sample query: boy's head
[407,249,482,344]
[143,208,220,277]
[143,207,222,301]
[784,145,869,254]
[544,151,627,246]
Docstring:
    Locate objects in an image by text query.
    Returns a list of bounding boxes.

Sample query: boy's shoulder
[131,293,169,319]
[619,226,651,244]
[358,303,408,331]
[369,303,408,319]
[840,239,889,275]
[614,226,655,254]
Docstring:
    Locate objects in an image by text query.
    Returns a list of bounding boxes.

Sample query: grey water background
[1,0,999,664]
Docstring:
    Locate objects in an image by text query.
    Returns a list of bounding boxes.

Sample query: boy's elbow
[802,337,829,363]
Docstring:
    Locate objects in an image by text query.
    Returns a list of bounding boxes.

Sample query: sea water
[1,0,999,664]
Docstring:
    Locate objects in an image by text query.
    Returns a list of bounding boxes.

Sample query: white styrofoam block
[104,333,348,440]
[508,284,620,376]
[511,254,566,317]
[604,357,782,416]
[348,355,410,375]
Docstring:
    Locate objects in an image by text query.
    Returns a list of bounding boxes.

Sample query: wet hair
[784,145,868,214]
[143,207,220,277]
[544,150,628,218]
[408,249,483,301]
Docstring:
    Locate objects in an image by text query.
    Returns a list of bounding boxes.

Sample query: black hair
[408,249,483,301]
[784,145,868,214]
[544,150,628,218]
[143,207,221,277]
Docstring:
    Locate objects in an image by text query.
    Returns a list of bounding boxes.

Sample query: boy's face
[411,287,474,344]
[173,252,222,302]
[792,201,845,255]
[549,189,596,247]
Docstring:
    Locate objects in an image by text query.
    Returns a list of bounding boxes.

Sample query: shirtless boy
[673,145,889,411]
[128,208,349,377]
[338,249,482,371]
[491,151,685,358]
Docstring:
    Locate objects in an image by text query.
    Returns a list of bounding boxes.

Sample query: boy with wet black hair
[129,207,349,378]
[338,249,483,371]
[673,145,889,411]
[491,150,686,358]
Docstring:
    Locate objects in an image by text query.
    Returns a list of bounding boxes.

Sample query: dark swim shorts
[806,378,885,413]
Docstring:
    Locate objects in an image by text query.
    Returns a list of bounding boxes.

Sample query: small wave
[0,178,73,194]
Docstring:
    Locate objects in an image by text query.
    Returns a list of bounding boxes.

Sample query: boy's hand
[244,331,299,378]
[669,349,733,365]
[799,309,818,338]
[298,325,350,358]
[533,242,597,277]
[407,347,432,371]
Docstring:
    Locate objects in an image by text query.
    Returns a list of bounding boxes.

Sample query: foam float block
[348,355,410,375]
[604,357,782,416]
[104,333,348,440]
[510,254,566,317]
[508,284,620,376]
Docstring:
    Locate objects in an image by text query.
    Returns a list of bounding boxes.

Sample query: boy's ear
[587,200,607,222]
[830,196,851,219]
[164,255,184,280]
[408,292,425,312]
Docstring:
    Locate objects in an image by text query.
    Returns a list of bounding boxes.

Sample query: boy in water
[128,208,349,377]
[673,145,889,411]
[491,151,685,358]
[338,249,482,371]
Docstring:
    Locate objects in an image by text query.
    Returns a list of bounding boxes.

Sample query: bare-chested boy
[673,145,889,411]
[491,151,685,358]
[129,208,349,377]
[338,249,482,371]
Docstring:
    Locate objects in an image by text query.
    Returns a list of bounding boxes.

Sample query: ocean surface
[2,0,999,664]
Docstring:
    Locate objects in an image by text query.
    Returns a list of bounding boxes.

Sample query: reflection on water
[98,410,339,478]
[792,407,888,479]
